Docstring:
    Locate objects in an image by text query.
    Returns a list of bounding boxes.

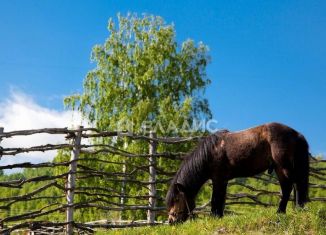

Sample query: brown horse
[166,122,309,224]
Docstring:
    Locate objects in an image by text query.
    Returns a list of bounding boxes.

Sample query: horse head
[167,183,195,224]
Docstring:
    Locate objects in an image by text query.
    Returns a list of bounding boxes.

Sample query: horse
[166,122,309,224]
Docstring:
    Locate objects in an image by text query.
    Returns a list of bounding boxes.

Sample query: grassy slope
[96,202,326,235]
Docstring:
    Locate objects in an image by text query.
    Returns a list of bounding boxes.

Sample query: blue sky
[0,0,325,155]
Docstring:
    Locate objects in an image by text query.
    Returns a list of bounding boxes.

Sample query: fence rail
[0,127,325,234]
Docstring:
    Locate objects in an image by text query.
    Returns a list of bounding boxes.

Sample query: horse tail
[293,134,310,206]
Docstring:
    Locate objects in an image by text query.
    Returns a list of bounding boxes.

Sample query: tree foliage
[64,14,211,134]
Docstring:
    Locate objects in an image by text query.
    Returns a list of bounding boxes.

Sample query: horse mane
[166,130,229,208]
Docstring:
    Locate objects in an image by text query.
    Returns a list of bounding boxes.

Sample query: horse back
[214,122,304,179]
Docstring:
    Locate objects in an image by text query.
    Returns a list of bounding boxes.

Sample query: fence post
[0,127,3,162]
[66,126,82,235]
[120,158,127,220]
[0,127,3,229]
[0,127,8,234]
[0,127,3,145]
[147,131,157,224]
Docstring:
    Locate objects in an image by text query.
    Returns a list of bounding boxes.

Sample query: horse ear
[175,183,185,193]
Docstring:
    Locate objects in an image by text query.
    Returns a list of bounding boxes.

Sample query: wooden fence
[0,126,325,234]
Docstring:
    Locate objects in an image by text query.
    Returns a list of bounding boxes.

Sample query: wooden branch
[0,128,74,138]
[74,186,121,195]
[73,201,166,212]
[228,182,279,195]
[78,164,159,177]
[309,184,326,189]
[80,147,184,159]
[0,172,69,188]
[0,161,71,170]
[75,221,165,229]
[310,172,326,181]
[80,129,202,144]
[0,196,64,210]
[226,193,273,207]
[77,165,129,177]
[251,176,279,185]
[0,203,63,223]
[1,144,73,156]
[310,156,326,163]
[77,157,176,175]
[0,181,60,202]
[75,171,171,185]
[226,201,274,206]
[1,221,69,234]
[310,197,326,201]
[310,167,326,172]
[74,191,161,200]
[72,222,94,233]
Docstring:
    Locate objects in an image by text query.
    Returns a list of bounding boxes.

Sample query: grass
[96,202,326,235]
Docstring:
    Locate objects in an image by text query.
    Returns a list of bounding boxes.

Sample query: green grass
[96,202,326,235]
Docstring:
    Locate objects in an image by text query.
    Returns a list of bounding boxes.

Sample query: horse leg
[211,180,227,217]
[275,167,293,213]
[294,179,308,208]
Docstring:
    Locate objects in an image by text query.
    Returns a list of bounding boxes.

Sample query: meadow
[97,202,326,235]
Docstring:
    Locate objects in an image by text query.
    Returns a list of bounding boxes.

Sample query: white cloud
[0,91,86,172]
